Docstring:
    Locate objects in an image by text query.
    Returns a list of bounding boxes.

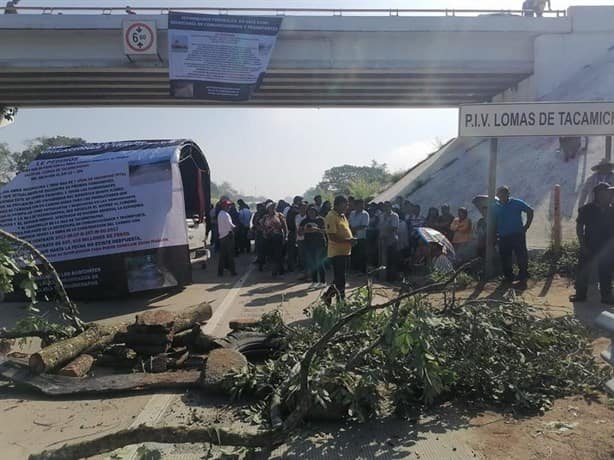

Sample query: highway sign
[460,101,614,137]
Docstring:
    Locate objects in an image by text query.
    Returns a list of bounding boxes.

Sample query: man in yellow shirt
[324,195,355,303]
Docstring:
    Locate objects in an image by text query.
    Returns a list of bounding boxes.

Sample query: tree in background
[0,106,17,124]
[12,136,86,175]
[303,161,393,200]
[317,161,390,196]
[0,143,12,186]
[0,136,86,187]
[347,177,383,200]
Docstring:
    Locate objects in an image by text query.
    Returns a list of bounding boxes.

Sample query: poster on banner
[460,101,614,137]
[0,140,204,297]
[168,12,282,101]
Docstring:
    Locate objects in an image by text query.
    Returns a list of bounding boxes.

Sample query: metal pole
[606,136,612,162]
[553,184,561,253]
[485,138,498,278]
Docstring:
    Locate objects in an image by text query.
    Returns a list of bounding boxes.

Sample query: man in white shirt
[295,202,308,274]
[217,200,237,277]
[237,199,252,254]
[378,201,400,280]
[349,199,370,273]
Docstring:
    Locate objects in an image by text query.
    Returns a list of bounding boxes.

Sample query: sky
[1,0,611,198]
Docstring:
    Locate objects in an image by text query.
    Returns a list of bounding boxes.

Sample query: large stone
[201,348,247,391]
[58,354,94,377]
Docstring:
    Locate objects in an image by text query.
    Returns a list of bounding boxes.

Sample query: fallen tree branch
[0,228,85,333]
[0,360,201,396]
[30,266,473,459]
[29,424,277,460]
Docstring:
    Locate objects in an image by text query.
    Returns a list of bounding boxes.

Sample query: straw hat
[591,158,614,171]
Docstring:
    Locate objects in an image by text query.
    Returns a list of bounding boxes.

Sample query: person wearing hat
[579,158,614,206]
[571,182,614,303]
[217,200,237,277]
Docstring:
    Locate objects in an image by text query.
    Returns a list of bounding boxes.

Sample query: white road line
[117,266,254,460]
[201,266,254,335]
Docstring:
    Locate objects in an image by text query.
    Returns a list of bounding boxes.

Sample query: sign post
[460,100,614,277]
[485,138,498,277]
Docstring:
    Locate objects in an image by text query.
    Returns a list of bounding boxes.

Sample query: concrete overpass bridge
[0,6,607,108]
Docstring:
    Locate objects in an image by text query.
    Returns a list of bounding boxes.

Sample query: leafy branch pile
[30,271,612,460]
[227,282,609,422]
[529,241,579,280]
[0,229,84,347]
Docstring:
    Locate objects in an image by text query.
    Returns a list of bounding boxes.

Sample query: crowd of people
[208,185,536,298]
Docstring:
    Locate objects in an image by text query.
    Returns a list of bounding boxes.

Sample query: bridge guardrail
[0,6,568,17]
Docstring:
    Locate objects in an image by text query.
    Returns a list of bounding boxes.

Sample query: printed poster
[168,12,282,101]
[0,141,192,297]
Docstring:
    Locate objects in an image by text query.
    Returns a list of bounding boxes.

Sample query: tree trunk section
[29,302,212,374]
[171,302,212,333]
[29,323,125,374]
[29,424,277,460]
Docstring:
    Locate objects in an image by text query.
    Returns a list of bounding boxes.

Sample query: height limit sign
[123,21,157,55]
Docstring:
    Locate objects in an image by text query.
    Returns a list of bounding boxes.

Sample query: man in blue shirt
[493,186,534,287]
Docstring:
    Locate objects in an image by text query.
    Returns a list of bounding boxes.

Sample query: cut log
[131,344,171,356]
[135,310,175,328]
[172,327,198,347]
[116,331,174,346]
[167,347,189,369]
[201,348,247,391]
[171,302,212,333]
[99,345,137,360]
[28,323,125,374]
[95,355,137,370]
[29,302,212,374]
[58,354,94,377]
[1,360,201,395]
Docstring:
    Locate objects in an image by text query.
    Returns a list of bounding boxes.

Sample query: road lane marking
[118,266,255,459]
